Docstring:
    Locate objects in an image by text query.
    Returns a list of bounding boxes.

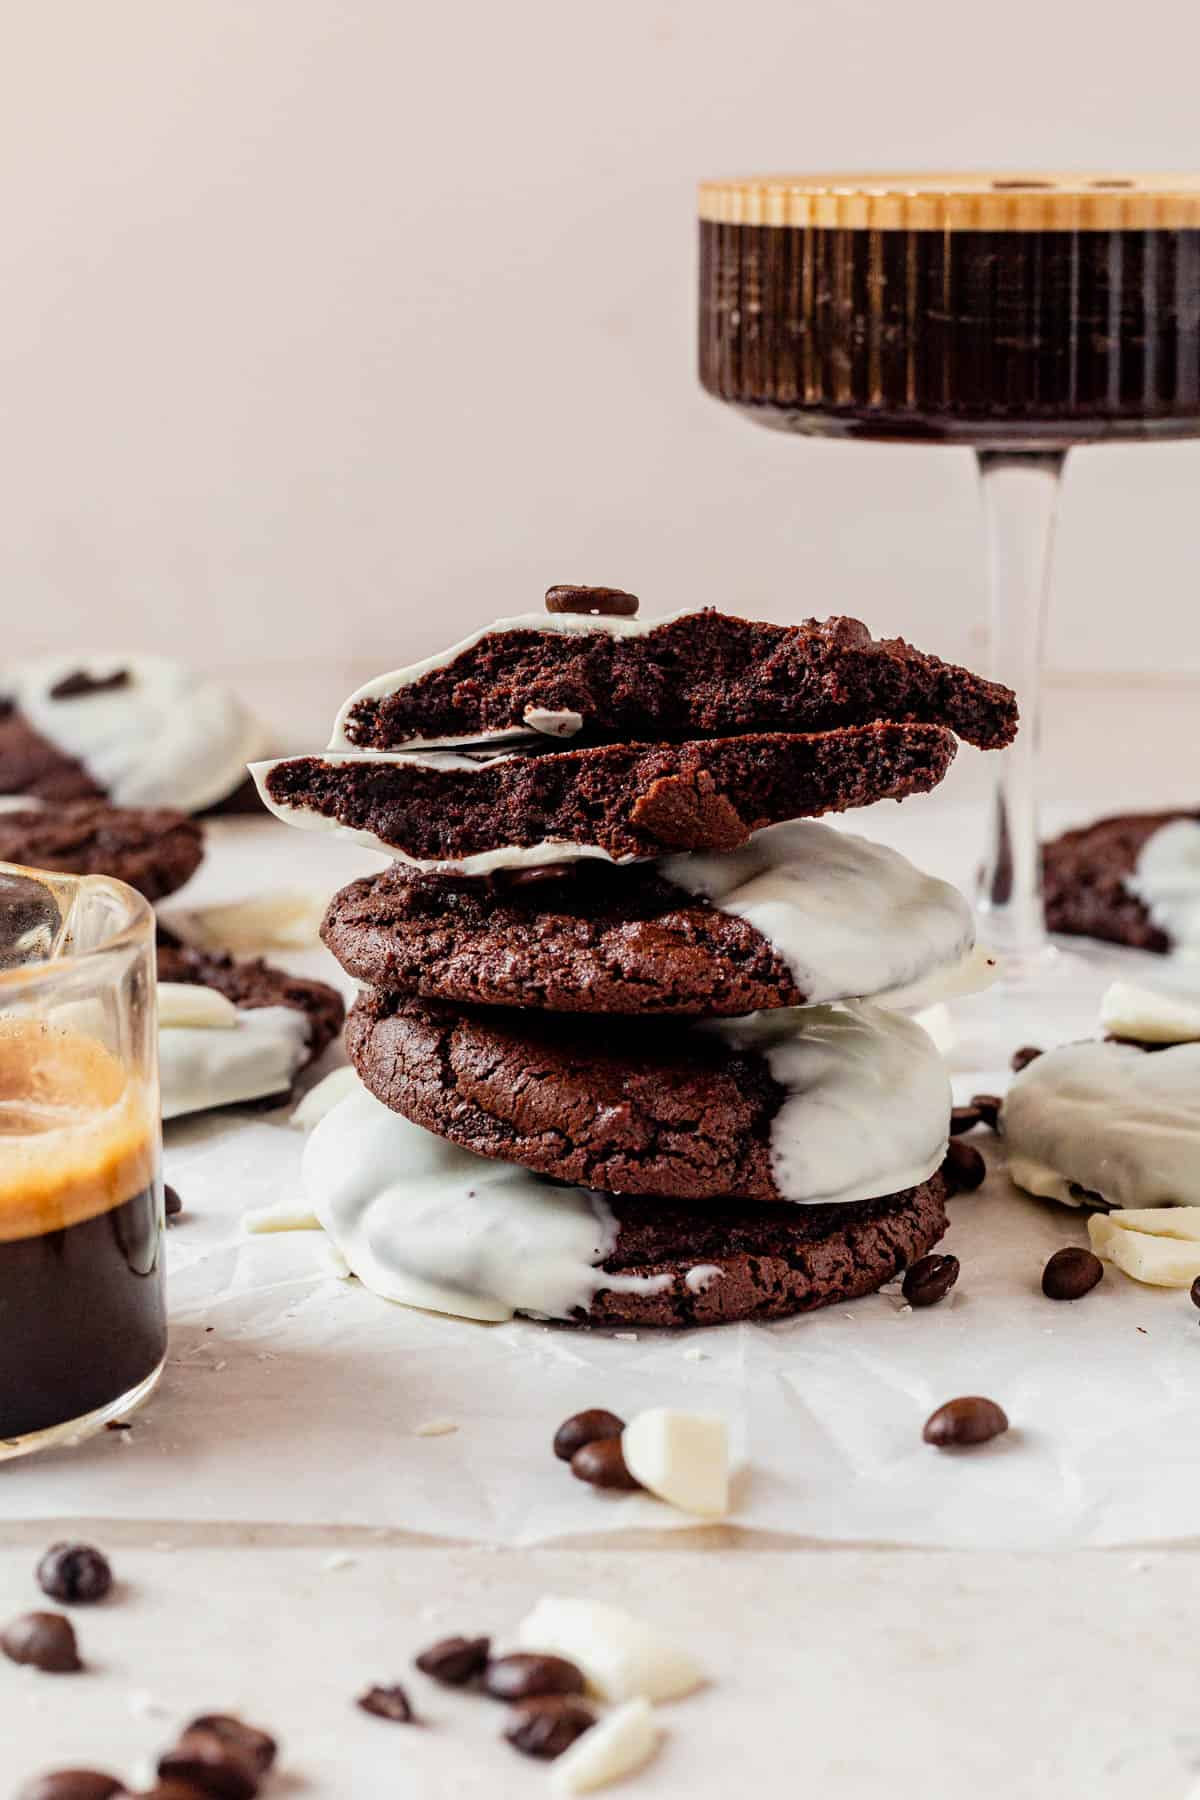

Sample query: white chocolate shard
[517,1596,704,1704]
[1089,1210,1200,1286]
[289,1066,362,1131]
[621,1409,729,1520]
[157,981,240,1030]
[1099,980,1200,1045]
[243,1196,321,1234]
[550,1698,660,1795]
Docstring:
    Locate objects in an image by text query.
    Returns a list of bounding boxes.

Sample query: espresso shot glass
[0,861,166,1458]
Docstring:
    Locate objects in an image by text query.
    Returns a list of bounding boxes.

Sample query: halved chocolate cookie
[333,609,1017,752]
[0,800,204,903]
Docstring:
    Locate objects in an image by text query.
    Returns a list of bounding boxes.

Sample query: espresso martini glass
[698,173,1200,1036]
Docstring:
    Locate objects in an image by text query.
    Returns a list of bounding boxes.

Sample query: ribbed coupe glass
[699,173,1200,979]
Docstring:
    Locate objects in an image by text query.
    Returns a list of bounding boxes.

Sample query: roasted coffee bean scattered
[37,1542,113,1605]
[1010,1045,1043,1073]
[1191,1276,1200,1311]
[923,1396,1009,1449]
[943,1138,986,1193]
[164,1185,184,1219]
[49,669,132,701]
[144,1785,221,1800]
[949,1104,982,1136]
[570,1435,642,1491]
[902,1253,960,1308]
[553,1409,625,1463]
[357,1683,415,1723]
[1042,1247,1104,1301]
[1,1611,82,1672]
[970,1093,1003,1132]
[16,1774,126,1800]
[484,1653,586,1704]
[157,1727,260,1800]
[545,584,638,617]
[414,1634,491,1686]
[505,1697,596,1761]
[184,1717,276,1776]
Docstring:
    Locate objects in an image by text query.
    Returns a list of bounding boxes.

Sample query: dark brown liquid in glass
[699,221,1200,444]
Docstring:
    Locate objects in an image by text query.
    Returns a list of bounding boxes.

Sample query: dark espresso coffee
[0,1021,165,1442]
[699,177,1200,445]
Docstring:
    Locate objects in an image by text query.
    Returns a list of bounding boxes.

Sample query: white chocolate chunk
[1089,1210,1200,1286]
[550,1698,660,1795]
[621,1410,729,1520]
[157,982,240,1030]
[413,1418,459,1438]
[1099,980,1200,1045]
[289,1066,362,1131]
[167,890,328,953]
[517,1597,704,1704]
[243,1196,321,1234]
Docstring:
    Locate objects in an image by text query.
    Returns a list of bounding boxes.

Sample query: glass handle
[975,449,1067,969]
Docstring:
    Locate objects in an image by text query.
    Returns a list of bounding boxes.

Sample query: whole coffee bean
[545,584,638,617]
[49,668,132,700]
[357,1683,415,1722]
[943,1138,986,1193]
[1011,1045,1043,1073]
[17,1775,126,1800]
[949,1104,982,1136]
[923,1396,1009,1449]
[414,1634,491,1685]
[902,1253,960,1308]
[570,1435,642,1491]
[157,1729,259,1800]
[1191,1275,1200,1310]
[505,1697,595,1760]
[164,1185,184,1219]
[143,1786,219,1800]
[553,1408,625,1463]
[484,1653,586,1703]
[1,1611,82,1672]
[970,1093,1003,1132]
[37,1542,113,1605]
[185,1718,276,1776]
[1042,1247,1104,1301]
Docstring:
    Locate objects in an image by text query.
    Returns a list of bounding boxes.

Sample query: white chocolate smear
[160,1005,310,1120]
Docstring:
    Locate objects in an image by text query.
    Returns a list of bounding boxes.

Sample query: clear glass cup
[0,861,165,1459]
[698,173,1200,997]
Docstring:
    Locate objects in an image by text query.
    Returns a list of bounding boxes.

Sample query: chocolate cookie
[1044,810,1197,952]
[321,820,973,1016]
[256,722,957,870]
[343,991,951,1206]
[0,705,102,802]
[157,935,345,1069]
[333,609,1018,752]
[0,800,204,903]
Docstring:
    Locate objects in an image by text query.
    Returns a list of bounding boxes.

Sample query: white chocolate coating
[304,1083,669,1323]
[1127,818,1200,952]
[7,653,267,812]
[328,609,694,750]
[662,821,973,1007]
[1003,1038,1200,1209]
[706,1002,951,1205]
[160,1005,310,1120]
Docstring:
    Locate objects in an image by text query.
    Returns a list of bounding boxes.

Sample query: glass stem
[975,449,1067,967]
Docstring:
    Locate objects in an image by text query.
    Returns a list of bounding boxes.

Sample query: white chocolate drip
[1127,818,1200,953]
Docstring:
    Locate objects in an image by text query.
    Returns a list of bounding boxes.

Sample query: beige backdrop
[2,0,1198,686]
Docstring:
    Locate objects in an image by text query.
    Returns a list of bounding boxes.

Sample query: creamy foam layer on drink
[0,1020,156,1242]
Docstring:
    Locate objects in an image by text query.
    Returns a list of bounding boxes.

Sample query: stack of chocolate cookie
[255,590,1017,1328]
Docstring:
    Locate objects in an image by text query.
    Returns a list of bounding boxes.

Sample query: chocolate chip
[484,1653,586,1703]
[49,669,131,701]
[505,1697,595,1760]
[553,1409,626,1463]
[164,1185,184,1219]
[357,1683,415,1722]
[1010,1045,1043,1073]
[545,585,638,618]
[414,1634,491,1685]
[1,1611,82,1672]
[902,1253,960,1308]
[493,863,579,890]
[570,1435,642,1491]
[36,1542,113,1604]
[943,1138,986,1193]
[949,1104,982,1135]
[923,1396,1009,1449]
[970,1093,1003,1132]
[16,1775,126,1800]
[1042,1247,1104,1300]
[630,768,749,853]
[183,1718,276,1777]
[157,1728,260,1800]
